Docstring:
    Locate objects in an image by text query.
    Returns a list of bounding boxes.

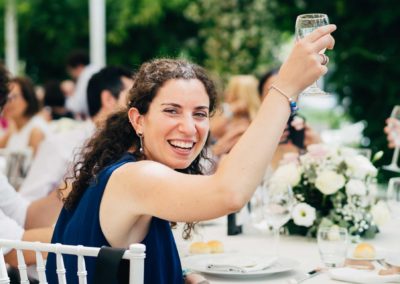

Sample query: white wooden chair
[0,239,146,284]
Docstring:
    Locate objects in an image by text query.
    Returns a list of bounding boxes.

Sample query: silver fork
[376,259,391,269]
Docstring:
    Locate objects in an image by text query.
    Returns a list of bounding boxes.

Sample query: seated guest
[43,80,74,121]
[259,67,321,168]
[65,50,100,118]
[384,117,400,148]
[18,66,134,202]
[0,64,54,270]
[210,75,261,157]
[0,76,50,156]
[45,24,336,284]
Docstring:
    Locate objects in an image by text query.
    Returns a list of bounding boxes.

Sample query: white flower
[292,203,316,227]
[371,201,391,227]
[315,170,345,195]
[345,155,378,179]
[270,163,301,190]
[345,179,367,196]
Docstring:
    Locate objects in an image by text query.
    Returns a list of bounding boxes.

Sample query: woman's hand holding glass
[295,14,331,96]
[274,24,336,99]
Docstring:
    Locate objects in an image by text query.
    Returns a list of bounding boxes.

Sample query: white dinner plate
[386,255,400,267]
[183,253,298,278]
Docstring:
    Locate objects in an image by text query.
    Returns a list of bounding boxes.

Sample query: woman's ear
[128,107,143,133]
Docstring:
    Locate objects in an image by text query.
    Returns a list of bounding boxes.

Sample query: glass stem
[309,81,319,89]
[391,147,400,166]
[272,226,280,258]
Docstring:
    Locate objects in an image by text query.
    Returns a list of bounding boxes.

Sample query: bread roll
[207,240,224,253]
[189,242,211,254]
[353,243,376,259]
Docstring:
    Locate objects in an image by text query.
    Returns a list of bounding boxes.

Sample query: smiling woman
[128,78,211,169]
[46,24,336,284]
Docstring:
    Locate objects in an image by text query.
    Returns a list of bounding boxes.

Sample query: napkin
[207,256,277,273]
[329,267,400,283]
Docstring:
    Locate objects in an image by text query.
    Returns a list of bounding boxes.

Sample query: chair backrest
[0,239,145,284]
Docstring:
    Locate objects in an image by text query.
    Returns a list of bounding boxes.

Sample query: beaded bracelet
[269,85,299,116]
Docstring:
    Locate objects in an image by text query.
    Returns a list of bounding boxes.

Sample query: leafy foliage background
[0,0,399,168]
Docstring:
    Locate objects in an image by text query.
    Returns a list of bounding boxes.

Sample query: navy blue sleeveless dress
[46,153,183,283]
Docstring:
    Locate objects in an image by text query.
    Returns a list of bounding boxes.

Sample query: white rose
[345,155,378,179]
[371,201,391,227]
[345,179,367,196]
[292,203,316,227]
[270,163,301,188]
[315,170,345,195]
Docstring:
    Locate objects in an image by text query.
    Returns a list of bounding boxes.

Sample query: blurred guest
[43,80,74,121]
[258,68,321,168]
[0,77,50,155]
[384,117,400,148]
[18,66,134,202]
[0,63,54,272]
[258,67,279,100]
[65,50,100,118]
[211,75,261,157]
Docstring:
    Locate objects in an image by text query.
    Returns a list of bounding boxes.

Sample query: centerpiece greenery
[269,144,389,238]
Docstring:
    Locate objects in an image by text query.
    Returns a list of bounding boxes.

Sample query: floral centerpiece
[268,144,389,238]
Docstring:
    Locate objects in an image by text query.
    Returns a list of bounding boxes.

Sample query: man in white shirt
[18,66,134,207]
[65,50,100,117]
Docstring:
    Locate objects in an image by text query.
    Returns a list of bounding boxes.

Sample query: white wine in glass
[383,105,400,173]
[295,13,329,95]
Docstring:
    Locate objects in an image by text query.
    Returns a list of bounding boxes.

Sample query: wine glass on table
[295,13,330,95]
[383,106,400,173]
[263,183,294,258]
[387,177,400,219]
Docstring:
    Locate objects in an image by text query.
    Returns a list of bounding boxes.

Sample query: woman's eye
[164,109,177,114]
[194,112,208,118]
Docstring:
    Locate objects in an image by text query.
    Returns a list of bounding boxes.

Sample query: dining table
[174,216,400,283]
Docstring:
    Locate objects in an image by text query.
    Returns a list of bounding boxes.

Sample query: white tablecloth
[174,218,400,283]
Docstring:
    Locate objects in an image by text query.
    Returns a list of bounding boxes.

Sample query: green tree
[268,0,400,167]
[0,0,199,82]
[185,0,283,79]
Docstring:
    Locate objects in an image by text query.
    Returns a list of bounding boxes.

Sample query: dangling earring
[137,132,144,154]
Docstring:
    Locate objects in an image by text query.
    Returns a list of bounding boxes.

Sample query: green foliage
[0,0,199,82]
[268,0,400,167]
[185,0,283,79]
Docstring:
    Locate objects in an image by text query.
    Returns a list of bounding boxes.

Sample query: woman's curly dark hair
[64,58,218,239]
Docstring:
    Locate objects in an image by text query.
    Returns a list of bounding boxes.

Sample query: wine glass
[383,106,400,172]
[295,13,330,95]
[263,183,294,258]
[387,177,400,219]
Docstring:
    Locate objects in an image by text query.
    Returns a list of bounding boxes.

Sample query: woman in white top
[0,77,50,155]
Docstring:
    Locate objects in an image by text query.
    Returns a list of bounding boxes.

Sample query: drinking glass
[317,226,348,268]
[387,177,400,219]
[263,183,294,258]
[295,13,330,95]
[383,106,400,172]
